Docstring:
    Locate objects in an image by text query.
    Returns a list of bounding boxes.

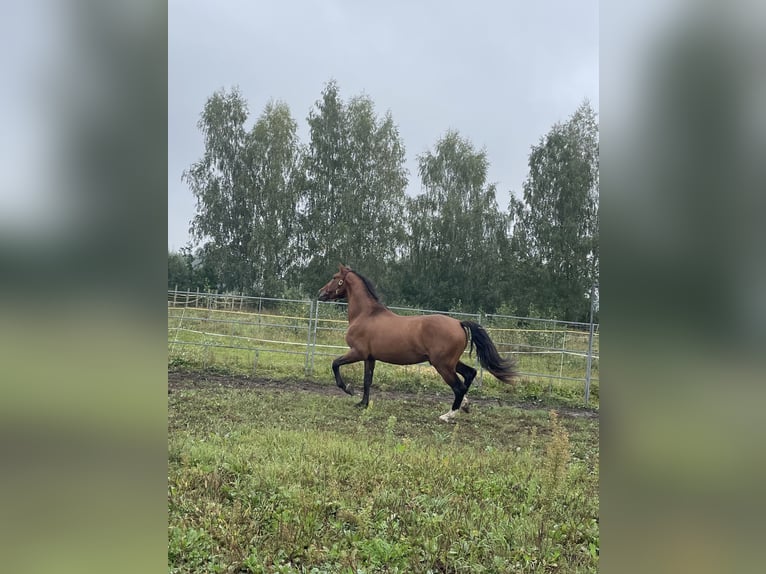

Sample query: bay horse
[318,264,517,422]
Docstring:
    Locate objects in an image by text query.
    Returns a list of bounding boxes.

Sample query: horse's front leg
[356,358,376,408]
[332,349,364,395]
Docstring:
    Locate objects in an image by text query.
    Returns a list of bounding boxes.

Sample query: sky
[168,0,599,251]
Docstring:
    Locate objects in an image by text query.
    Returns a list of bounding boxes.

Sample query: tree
[296,81,348,289]
[246,100,302,295]
[402,131,509,312]
[185,88,250,292]
[184,88,301,294]
[297,81,407,295]
[167,250,193,289]
[343,96,408,294]
[167,247,219,292]
[511,101,599,321]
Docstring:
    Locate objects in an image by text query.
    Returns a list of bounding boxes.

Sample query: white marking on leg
[439,409,458,422]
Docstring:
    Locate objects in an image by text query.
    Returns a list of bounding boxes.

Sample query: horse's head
[318,264,351,301]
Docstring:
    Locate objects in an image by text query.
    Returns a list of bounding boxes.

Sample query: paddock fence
[168,289,599,404]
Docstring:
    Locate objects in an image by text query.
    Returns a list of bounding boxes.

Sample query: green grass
[168,305,599,409]
[168,379,599,573]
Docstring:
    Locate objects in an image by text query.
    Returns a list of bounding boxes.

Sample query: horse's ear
[339,263,350,273]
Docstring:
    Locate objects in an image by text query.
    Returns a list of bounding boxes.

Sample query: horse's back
[417,314,467,358]
[350,311,465,366]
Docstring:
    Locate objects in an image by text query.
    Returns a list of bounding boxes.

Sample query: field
[168,371,599,573]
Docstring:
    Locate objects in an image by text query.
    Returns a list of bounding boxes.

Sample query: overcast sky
[168,0,598,250]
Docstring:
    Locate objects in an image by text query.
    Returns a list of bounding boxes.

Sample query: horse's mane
[350,270,382,303]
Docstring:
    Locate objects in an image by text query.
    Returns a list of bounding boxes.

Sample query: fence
[168,289,599,404]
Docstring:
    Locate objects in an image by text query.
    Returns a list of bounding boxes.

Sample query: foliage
[297,81,408,297]
[247,100,303,295]
[184,88,251,292]
[400,131,509,312]
[184,88,301,295]
[179,82,599,319]
[168,246,219,292]
[168,250,194,290]
[510,102,599,322]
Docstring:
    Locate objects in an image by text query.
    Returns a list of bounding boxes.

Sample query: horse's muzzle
[318,289,329,301]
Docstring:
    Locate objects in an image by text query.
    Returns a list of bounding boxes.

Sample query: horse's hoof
[439,412,457,423]
[355,401,368,409]
[460,400,470,414]
[343,387,355,396]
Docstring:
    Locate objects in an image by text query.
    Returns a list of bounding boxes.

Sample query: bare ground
[168,369,598,419]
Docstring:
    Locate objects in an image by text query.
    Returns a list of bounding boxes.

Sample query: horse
[318,264,517,422]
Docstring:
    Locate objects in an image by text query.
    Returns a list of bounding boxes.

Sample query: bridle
[334,277,345,295]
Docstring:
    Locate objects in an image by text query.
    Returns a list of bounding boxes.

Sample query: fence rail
[168,289,600,404]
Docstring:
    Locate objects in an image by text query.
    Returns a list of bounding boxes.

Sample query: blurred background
[1,0,764,572]
[0,1,167,572]
[602,1,766,572]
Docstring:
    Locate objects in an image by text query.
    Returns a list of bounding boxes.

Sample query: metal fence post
[477,312,484,388]
[584,281,597,405]
[169,305,186,356]
[556,326,567,395]
[309,300,320,375]
[304,300,314,375]
[585,322,595,405]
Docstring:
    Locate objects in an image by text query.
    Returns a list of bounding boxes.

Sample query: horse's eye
[338,279,344,285]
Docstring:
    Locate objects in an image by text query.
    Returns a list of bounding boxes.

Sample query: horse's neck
[346,291,376,321]
[346,279,382,321]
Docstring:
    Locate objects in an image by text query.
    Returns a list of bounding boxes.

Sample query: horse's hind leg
[456,361,477,413]
[434,363,467,422]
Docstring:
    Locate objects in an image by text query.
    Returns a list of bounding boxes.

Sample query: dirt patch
[168,369,599,420]
[168,369,334,395]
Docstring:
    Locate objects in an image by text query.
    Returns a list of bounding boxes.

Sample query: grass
[168,378,599,573]
[167,304,599,409]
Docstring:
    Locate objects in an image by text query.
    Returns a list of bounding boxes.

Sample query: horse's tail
[460,321,517,383]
